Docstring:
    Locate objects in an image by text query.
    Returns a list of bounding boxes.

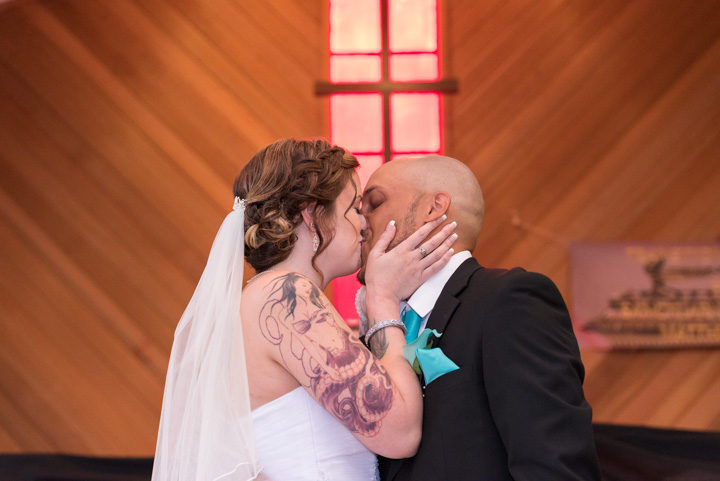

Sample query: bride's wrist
[366,298,400,322]
[365,287,399,307]
[366,319,407,359]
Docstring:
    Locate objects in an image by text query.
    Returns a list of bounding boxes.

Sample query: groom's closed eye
[361,189,384,214]
[361,199,378,215]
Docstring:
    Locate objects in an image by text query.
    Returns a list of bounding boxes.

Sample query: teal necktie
[402,307,423,343]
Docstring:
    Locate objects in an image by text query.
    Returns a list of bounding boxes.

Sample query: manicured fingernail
[449,248,454,254]
[389,220,396,227]
[450,221,457,228]
[451,233,458,240]
[441,214,447,221]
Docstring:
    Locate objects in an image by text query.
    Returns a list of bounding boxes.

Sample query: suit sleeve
[481,270,601,481]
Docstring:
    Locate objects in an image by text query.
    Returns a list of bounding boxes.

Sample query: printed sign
[570,243,720,349]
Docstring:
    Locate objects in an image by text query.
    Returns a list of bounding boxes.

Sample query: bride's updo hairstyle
[234,138,360,274]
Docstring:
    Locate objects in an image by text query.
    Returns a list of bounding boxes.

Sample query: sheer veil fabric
[152,197,261,481]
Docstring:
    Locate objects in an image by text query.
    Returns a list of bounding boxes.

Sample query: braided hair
[233,139,360,278]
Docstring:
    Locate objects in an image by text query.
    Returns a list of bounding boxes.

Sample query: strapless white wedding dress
[252,387,379,480]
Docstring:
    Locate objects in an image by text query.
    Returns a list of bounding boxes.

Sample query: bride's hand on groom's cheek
[365,216,458,304]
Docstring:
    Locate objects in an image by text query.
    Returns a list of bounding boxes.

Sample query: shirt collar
[404,250,472,318]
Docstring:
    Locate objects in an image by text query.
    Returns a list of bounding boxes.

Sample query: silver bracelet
[364,319,406,346]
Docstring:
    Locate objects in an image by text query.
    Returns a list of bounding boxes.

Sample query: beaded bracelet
[364,319,406,346]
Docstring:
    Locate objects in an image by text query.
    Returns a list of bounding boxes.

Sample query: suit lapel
[384,259,481,481]
[425,258,480,334]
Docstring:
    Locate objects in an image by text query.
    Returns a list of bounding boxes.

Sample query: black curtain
[1,424,718,481]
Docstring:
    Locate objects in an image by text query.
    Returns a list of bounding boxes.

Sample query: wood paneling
[444,0,720,432]
[0,0,325,455]
[0,0,718,456]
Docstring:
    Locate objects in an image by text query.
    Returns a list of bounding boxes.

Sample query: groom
[358,155,601,481]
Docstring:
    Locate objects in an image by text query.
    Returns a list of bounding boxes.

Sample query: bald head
[365,155,485,252]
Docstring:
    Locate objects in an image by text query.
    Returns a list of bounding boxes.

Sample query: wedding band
[419,246,427,258]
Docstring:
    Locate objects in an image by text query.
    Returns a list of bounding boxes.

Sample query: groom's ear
[425,192,451,220]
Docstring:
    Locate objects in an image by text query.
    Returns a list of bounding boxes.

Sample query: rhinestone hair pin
[233,196,245,211]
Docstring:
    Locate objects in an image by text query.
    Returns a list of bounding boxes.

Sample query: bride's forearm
[365,320,423,458]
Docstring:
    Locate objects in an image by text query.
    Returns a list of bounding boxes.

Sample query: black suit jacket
[380,258,601,481]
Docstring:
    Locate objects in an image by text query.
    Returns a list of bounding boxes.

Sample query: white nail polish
[451,233,458,240]
[389,220,396,226]
[449,248,454,254]
[451,221,457,228]
[441,214,447,221]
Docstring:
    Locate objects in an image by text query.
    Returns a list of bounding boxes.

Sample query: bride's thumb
[371,220,396,255]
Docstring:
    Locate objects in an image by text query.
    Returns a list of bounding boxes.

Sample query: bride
[151,139,457,480]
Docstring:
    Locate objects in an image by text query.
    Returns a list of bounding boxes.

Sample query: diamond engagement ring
[419,246,427,258]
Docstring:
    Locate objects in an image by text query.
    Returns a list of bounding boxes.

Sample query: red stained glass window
[331,276,363,327]
[390,93,440,153]
[390,53,439,82]
[330,0,381,53]
[327,0,443,325]
[355,154,385,189]
[330,93,384,153]
[389,0,438,52]
[330,55,383,83]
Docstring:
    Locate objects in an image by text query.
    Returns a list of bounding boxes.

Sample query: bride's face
[318,173,366,279]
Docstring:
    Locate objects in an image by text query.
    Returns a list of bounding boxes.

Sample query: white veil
[152,197,261,481]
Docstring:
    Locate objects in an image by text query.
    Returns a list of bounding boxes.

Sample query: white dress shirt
[401,250,472,337]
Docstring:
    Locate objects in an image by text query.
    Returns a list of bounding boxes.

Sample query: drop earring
[310,222,319,253]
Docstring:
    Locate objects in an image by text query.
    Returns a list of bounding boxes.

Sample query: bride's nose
[359,213,368,231]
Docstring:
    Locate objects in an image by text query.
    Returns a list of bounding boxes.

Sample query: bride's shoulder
[243,270,321,306]
[245,270,307,289]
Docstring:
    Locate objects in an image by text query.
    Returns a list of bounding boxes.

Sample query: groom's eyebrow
[362,186,379,198]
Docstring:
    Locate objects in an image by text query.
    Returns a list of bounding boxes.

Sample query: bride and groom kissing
[152,139,601,481]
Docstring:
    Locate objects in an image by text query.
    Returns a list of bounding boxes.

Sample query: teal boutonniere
[402,329,459,385]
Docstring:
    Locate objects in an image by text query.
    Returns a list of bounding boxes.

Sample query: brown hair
[233,139,360,277]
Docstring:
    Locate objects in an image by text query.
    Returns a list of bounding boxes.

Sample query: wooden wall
[0,0,718,455]
[0,0,326,455]
[443,0,720,432]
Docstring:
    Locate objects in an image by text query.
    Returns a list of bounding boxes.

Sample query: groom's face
[357,163,422,284]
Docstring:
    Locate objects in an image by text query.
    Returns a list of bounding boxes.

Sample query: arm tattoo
[368,325,389,359]
[258,273,394,437]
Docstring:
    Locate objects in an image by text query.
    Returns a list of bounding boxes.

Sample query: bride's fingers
[415,221,457,261]
[369,220,397,256]
[422,246,455,281]
[398,214,448,252]
[419,227,458,269]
